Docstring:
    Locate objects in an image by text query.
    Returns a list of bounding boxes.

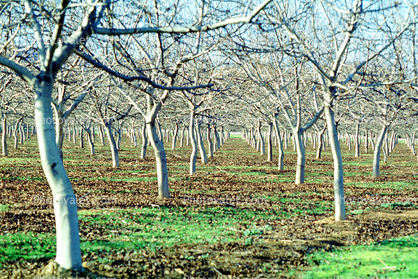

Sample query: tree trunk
[172,123,179,151]
[99,125,105,146]
[213,126,220,152]
[294,129,305,184]
[284,130,288,149]
[189,112,197,174]
[147,118,170,198]
[257,121,265,155]
[157,121,163,141]
[390,131,396,152]
[132,127,137,147]
[364,129,369,153]
[140,124,147,159]
[324,103,346,221]
[316,126,326,159]
[20,125,24,144]
[105,123,119,168]
[26,123,29,139]
[273,118,284,170]
[267,122,273,162]
[196,121,208,164]
[86,130,95,155]
[13,119,21,149]
[372,125,388,177]
[79,128,84,148]
[72,125,76,145]
[34,80,82,270]
[1,117,7,156]
[116,128,122,151]
[355,123,360,157]
[55,110,65,159]
[180,126,185,148]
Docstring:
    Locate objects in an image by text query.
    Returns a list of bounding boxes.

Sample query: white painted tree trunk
[196,121,208,164]
[1,117,7,156]
[91,126,95,143]
[355,123,360,157]
[215,127,221,150]
[79,128,84,148]
[294,130,305,184]
[284,130,288,149]
[105,124,119,168]
[140,124,147,159]
[207,125,213,158]
[364,130,369,153]
[370,132,375,150]
[409,132,415,155]
[267,122,273,162]
[390,131,396,152]
[116,128,122,151]
[324,104,346,221]
[55,111,64,159]
[172,123,178,151]
[257,122,265,155]
[20,125,24,144]
[146,118,170,198]
[157,121,163,141]
[72,125,76,145]
[316,127,326,159]
[13,119,21,149]
[273,118,284,170]
[180,126,185,148]
[34,80,82,270]
[189,113,197,174]
[99,126,105,146]
[372,125,388,177]
[86,130,95,155]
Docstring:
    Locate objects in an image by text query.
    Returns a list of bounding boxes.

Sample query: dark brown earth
[0,136,417,278]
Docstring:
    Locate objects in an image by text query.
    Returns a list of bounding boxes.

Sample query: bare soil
[0,137,417,278]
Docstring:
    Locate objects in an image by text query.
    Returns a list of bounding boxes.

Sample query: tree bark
[372,125,388,177]
[324,103,346,221]
[79,128,84,148]
[316,126,326,159]
[105,123,119,168]
[86,130,95,155]
[140,123,147,159]
[180,126,185,148]
[172,123,179,150]
[189,112,197,174]
[294,129,305,184]
[364,129,369,153]
[196,121,208,164]
[13,119,22,149]
[207,124,213,158]
[34,80,82,270]
[267,122,273,162]
[1,117,7,156]
[273,118,284,170]
[257,121,265,155]
[147,118,170,198]
[55,110,65,159]
[355,123,360,157]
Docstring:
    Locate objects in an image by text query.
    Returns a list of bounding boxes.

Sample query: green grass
[0,206,283,266]
[0,233,55,267]
[77,206,282,251]
[302,234,418,278]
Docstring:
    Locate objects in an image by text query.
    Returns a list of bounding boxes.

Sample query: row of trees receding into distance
[0,0,418,272]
